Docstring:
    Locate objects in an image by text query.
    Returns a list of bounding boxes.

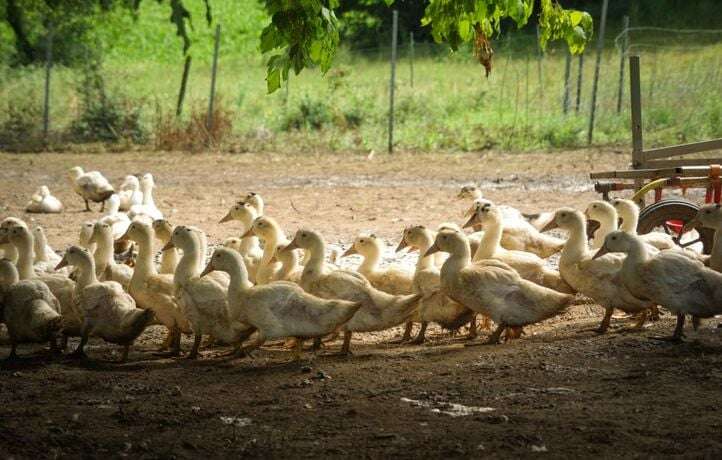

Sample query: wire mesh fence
[0,25,720,153]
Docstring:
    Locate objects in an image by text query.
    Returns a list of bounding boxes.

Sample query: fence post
[616,15,630,113]
[409,31,414,88]
[648,49,658,108]
[388,10,398,154]
[562,52,571,114]
[536,25,544,108]
[207,24,221,132]
[629,55,644,201]
[587,0,609,144]
[43,22,53,141]
[575,54,584,113]
[176,55,192,116]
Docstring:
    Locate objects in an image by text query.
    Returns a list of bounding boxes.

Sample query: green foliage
[538,0,593,54]
[0,95,44,151]
[282,95,333,130]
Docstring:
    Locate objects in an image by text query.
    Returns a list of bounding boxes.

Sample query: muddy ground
[0,149,720,458]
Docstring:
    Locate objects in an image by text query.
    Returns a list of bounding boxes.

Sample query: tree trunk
[5,0,38,64]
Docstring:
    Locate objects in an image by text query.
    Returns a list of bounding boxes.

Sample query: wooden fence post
[409,31,414,88]
[563,51,571,114]
[616,16,630,113]
[587,0,609,144]
[536,25,544,109]
[388,10,398,154]
[207,24,221,132]
[629,55,645,202]
[43,23,53,141]
[575,54,584,113]
[176,55,192,117]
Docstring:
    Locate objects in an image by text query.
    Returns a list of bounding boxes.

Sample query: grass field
[0,2,721,153]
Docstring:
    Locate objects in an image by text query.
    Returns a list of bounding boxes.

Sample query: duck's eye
[705,210,711,214]
[611,236,617,241]
[592,204,597,208]
[560,213,566,218]
[301,233,307,238]
[359,239,365,244]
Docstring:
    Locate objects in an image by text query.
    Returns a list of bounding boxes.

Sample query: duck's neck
[475,215,503,260]
[104,199,119,217]
[160,247,179,273]
[444,243,471,276]
[560,220,590,264]
[175,239,200,286]
[358,244,382,276]
[593,216,617,249]
[75,255,98,290]
[239,236,260,256]
[142,183,154,206]
[226,256,252,300]
[619,208,639,234]
[14,234,35,280]
[277,251,299,280]
[621,238,650,277]
[131,234,158,283]
[414,233,436,272]
[1,243,18,264]
[33,232,49,262]
[93,234,114,274]
[260,227,284,266]
[0,266,19,286]
[303,241,327,281]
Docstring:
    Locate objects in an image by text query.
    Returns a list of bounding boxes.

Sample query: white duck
[25,186,63,214]
[152,219,180,275]
[1,217,27,263]
[128,173,163,222]
[464,200,574,293]
[163,226,253,359]
[68,166,114,212]
[89,221,132,288]
[78,221,97,254]
[56,246,153,362]
[685,204,722,271]
[611,198,677,250]
[32,226,63,273]
[396,225,475,343]
[282,229,421,355]
[0,259,63,359]
[219,201,263,282]
[594,231,722,341]
[98,194,130,242]
[201,248,362,360]
[242,215,287,285]
[241,192,264,215]
[270,243,303,283]
[117,175,143,211]
[585,200,619,249]
[427,229,574,344]
[543,208,655,332]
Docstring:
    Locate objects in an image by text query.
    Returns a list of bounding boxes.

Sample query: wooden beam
[629,56,644,169]
[590,164,722,180]
[642,138,722,161]
[644,157,722,169]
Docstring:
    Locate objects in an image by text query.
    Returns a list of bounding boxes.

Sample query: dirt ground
[1,149,721,459]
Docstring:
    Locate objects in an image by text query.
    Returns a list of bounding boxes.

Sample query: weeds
[154,100,233,152]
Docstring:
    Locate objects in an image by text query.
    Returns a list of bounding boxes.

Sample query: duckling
[594,231,722,341]
[0,259,62,360]
[118,221,191,355]
[543,209,655,333]
[427,229,574,344]
[56,246,153,362]
[128,173,163,222]
[586,200,619,249]
[117,175,143,211]
[611,198,677,250]
[219,201,263,283]
[685,204,722,271]
[163,226,253,359]
[464,200,574,294]
[89,222,132,288]
[396,225,475,343]
[68,166,114,212]
[282,229,421,355]
[201,248,362,360]
[1,224,80,341]
[152,219,180,274]
[25,186,63,214]
[242,215,286,285]
[32,226,62,273]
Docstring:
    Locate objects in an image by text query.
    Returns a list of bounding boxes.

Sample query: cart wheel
[637,199,714,254]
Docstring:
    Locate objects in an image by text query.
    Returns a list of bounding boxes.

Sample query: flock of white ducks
[1,166,722,364]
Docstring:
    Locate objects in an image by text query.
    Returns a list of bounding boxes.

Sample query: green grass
[1,1,721,153]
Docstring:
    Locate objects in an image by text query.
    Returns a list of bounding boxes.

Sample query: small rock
[531,444,548,452]
[191,406,201,414]
[312,371,330,380]
[300,365,313,373]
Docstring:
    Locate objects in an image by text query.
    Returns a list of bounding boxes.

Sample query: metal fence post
[536,25,544,108]
[587,0,609,144]
[575,54,584,113]
[629,55,645,201]
[409,31,414,88]
[43,23,53,141]
[176,55,192,116]
[563,51,571,114]
[207,24,221,132]
[388,10,398,154]
[616,15,630,113]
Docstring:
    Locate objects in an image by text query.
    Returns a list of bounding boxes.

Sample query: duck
[201,247,362,360]
[25,186,63,214]
[426,228,574,344]
[117,175,143,211]
[684,204,722,271]
[219,201,263,282]
[594,231,722,341]
[270,243,303,283]
[68,166,115,212]
[1,217,27,263]
[55,246,153,362]
[78,221,97,254]
[611,198,677,250]
[242,215,287,285]
[343,232,417,341]
[128,173,163,222]
[1,224,80,342]
[32,226,63,273]
[282,229,421,355]
[464,200,574,294]
[89,221,133,288]
[163,226,253,359]
[152,219,180,274]
[0,259,63,360]
[118,221,191,355]
[585,200,619,249]
[396,225,476,343]
[543,208,655,332]
[241,191,264,215]
[98,194,130,241]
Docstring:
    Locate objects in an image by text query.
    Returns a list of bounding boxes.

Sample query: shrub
[153,100,233,152]
[0,97,45,152]
[282,96,332,131]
